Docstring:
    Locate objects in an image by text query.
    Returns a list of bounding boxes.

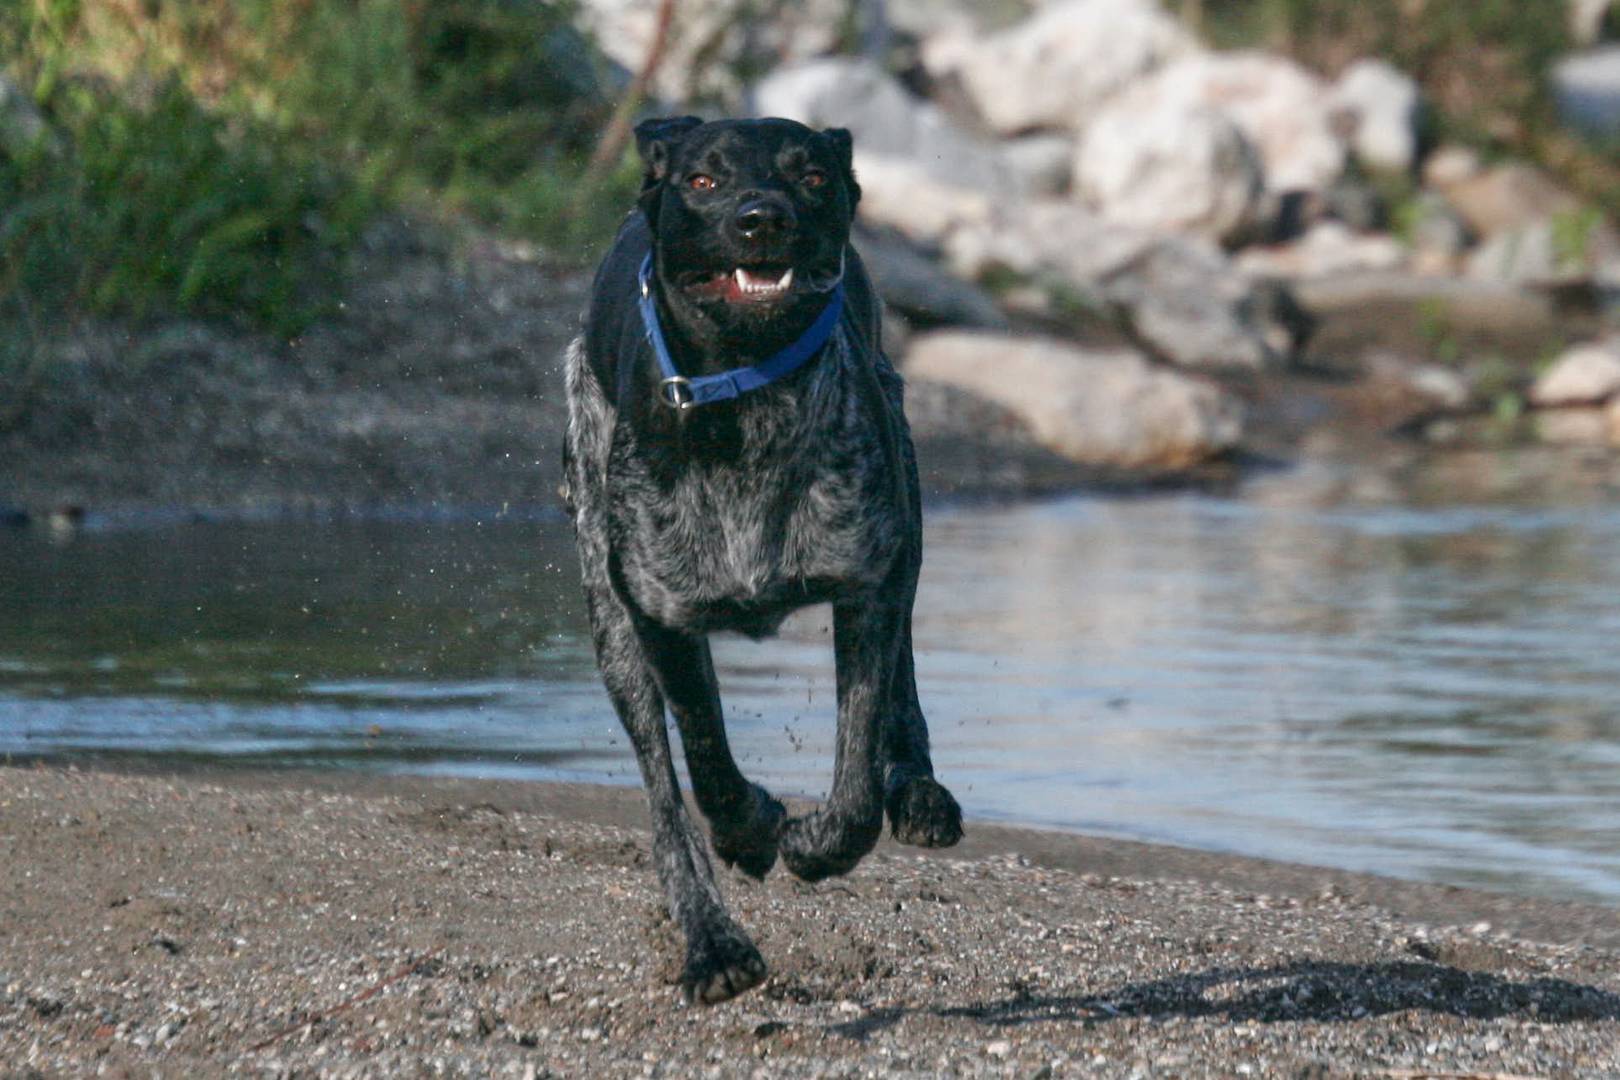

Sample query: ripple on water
[2,499,1619,904]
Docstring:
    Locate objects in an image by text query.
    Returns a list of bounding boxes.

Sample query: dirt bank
[2,765,1615,1076]
[0,224,1211,528]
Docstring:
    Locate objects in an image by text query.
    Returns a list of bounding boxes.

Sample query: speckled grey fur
[563,118,962,1005]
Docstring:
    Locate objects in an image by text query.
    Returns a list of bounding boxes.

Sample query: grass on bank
[0,0,638,345]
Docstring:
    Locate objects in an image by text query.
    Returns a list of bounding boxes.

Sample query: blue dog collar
[637,254,844,410]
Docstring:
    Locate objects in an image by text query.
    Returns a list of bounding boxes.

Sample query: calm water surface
[3,493,1619,905]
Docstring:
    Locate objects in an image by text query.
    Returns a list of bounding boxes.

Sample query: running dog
[562,116,962,1004]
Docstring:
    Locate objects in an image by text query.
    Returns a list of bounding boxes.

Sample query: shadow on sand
[824,959,1620,1041]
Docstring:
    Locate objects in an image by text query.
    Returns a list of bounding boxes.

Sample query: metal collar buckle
[659,375,695,410]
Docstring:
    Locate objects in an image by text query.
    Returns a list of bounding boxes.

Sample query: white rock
[1407,365,1473,411]
[1365,353,1473,410]
[903,332,1244,468]
[575,0,849,107]
[1076,99,1263,242]
[1235,221,1407,280]
[1530,343,1620,406]
[1120,52,1345,194]
[944,199,1159,284]
[1422,145,1483,190]
[1330,59,1421,174]
[850,157,994,244]
[754,57,1023,202]
[1537,407,1612,445]
[927,0,1202,135]
[1571,0,1615,46]
[1553,46,1620,141]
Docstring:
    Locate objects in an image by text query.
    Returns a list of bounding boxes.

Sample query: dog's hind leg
[638,624,786,880]
[876,392,963,848]
[882,619,964,849]
[582,586,766,1004]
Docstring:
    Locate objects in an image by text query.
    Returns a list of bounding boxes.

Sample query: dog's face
[635,117,860,335]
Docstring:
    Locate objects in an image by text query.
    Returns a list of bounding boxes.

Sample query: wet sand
[2,764,1616,1077]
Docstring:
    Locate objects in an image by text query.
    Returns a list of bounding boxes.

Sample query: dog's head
[634,117,860,335]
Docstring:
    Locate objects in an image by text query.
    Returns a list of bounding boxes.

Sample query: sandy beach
[1,764,1617,1078]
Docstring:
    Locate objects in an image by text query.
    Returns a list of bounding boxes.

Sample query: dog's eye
[801,170,828,189]
[687,174,717,192]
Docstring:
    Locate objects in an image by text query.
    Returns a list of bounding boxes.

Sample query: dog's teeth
[732,268,794,295]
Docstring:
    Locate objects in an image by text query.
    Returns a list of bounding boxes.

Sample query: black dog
[562,116,962,1005]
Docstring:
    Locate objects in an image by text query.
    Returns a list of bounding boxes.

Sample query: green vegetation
[0,0,636,338]
[1,78,365,334]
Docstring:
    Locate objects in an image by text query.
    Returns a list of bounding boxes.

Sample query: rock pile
[581,0,1620,467]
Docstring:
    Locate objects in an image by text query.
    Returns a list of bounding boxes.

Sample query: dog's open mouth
[686,266,796,305]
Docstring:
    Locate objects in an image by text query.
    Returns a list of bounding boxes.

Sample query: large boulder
[902,332,1244,468]
[946,201,1298,371]
[1329,59,1421,174]
[1529,343,1620,406]
[1107,240,1303,371]
[753,58,1025,196]
[922,0,1201,136]
[1075,98,1263,242]
[1118,52,1345,195]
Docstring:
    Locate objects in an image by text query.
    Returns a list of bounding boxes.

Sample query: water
[3,494,1620,905]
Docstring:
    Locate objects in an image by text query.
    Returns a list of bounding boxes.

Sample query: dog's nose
[734,197,794,239]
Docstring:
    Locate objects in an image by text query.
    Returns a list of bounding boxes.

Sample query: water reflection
[2,496,1619,904]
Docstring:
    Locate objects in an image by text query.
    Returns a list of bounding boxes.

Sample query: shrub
[1,78,366,333]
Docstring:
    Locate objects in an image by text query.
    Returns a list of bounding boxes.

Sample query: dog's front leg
[778,592,899,882]
[637,624,787,880]
[582,586,766,1004]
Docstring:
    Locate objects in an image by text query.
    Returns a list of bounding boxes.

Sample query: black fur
[563,117,961,1005]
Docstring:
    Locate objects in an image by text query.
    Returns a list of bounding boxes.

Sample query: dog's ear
[820,127,861,212]
[635,116,704,185]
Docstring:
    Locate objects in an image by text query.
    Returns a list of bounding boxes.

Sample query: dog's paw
[886,775,963,848]
[778,810,882,883]
[711,785,786,880]
[680,921,767,1005]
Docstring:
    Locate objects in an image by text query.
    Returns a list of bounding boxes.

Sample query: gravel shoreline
[2,765,1617,1077]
